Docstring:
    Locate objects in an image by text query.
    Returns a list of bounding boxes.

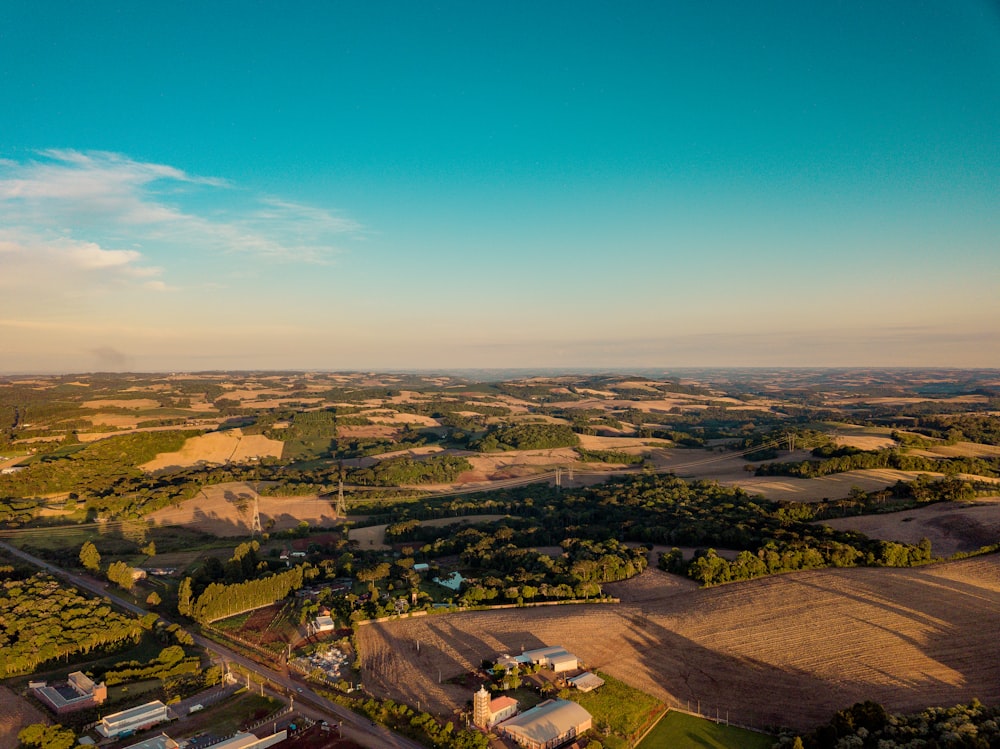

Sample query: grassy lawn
[213,610,255,631]
[636,710,774,749]
[561,671,664,746]
[109,678,161,703]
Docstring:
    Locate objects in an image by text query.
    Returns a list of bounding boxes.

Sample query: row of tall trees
[180,565,305,623]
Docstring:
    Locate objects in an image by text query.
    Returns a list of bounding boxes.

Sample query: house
[433,571,465,590]
[472,685,519,728]
[497,699,592,749]
[412,563,430,572]
[312,615,336,633]
[567,672,604,692]
[96,700,169,738]
[33,671,107,715]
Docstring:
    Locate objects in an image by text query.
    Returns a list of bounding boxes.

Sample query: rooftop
[500,699,592,744]
[102,700,167,724]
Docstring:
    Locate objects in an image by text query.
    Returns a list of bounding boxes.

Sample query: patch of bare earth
[145,482,338,536]
[0,686,49,749]
[357,557,1000,732]
[833,435,898,451]
[821,501,1000,557]
[465,448,581,480]
[577,435,670,450]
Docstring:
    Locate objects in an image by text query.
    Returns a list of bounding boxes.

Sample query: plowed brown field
[0,686,49,749]
[356,558,1000,731]
[822,500,1000,557]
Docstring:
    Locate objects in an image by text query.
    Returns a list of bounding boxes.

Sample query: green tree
[79,541,100,572]
[177,577,193,617]
[107,560,136,591]
[18,724,76,749]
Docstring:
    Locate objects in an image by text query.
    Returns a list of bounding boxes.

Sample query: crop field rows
[356,557,1000,731]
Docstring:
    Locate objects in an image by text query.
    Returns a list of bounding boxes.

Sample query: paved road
[0,540,423,749]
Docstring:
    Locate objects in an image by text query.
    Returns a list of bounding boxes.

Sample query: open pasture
[140,429,284,471]
[637,710,773,749]
[356,557,1000,731]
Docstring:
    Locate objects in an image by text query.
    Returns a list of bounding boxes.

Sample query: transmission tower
[250,488,262,537]
[335,478,346,517]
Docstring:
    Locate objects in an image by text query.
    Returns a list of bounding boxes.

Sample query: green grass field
[636,710,774,749]
[561,671,664,746]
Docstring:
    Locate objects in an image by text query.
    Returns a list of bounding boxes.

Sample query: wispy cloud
[0,149,364,328]
[0,149,364,276]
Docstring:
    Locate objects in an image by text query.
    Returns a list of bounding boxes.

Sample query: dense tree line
[374,473,940,589]
[776,699,1000,748]
[575,448,644,464]
[0,429,198,500]
[904,413,1000,446]
[184,565,305,623]
[0,572,147,677]
[755,449,1000,479]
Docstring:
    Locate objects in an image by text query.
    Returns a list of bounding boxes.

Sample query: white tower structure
[473,685,490,728]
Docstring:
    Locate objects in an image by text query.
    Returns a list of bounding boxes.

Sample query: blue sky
[2,1,998,372]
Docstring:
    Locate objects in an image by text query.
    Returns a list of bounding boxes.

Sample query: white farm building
[96,700,169,738]
[521,646,578,673]
[498,699,592,749]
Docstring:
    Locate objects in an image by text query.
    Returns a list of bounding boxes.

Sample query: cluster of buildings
[472,645,603,748]
[83,699,286,749]
[474,688,592,749]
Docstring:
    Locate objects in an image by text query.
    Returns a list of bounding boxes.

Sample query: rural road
[0,540,423,749]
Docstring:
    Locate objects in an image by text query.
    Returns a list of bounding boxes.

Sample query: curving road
[0,540,422,749]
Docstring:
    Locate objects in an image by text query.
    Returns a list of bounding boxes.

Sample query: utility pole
[555,467,561,490]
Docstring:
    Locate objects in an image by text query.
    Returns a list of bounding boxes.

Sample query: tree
[177,577,193,617]
[18,724,76,749]
[107,560,136,591]
[146,591,161,607]
[79,541,100,572]
[142,540,156,557]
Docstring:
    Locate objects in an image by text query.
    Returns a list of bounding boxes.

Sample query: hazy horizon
[3,2,998,372]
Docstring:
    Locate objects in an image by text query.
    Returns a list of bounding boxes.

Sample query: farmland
[0,686,48,749]
[821,499,1000,557]
[3,368,1000,743]
[356,557,1000,731]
